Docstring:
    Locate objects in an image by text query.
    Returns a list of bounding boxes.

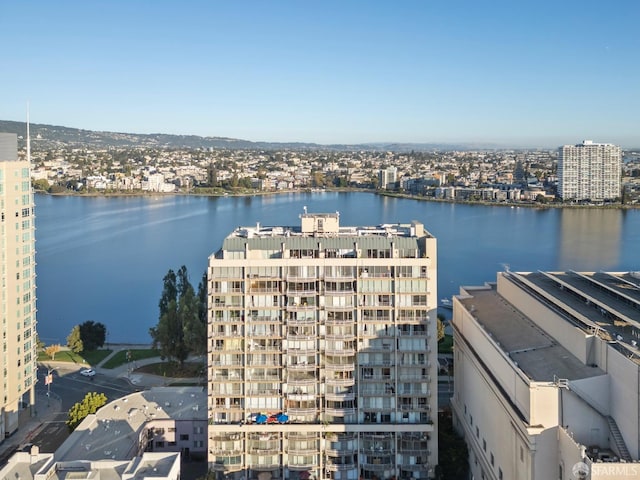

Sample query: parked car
[80,368,96,377]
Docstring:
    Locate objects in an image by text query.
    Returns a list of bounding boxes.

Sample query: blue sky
[1,1,639,146]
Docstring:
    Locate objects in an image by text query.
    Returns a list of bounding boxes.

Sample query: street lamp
[44,367,57,407]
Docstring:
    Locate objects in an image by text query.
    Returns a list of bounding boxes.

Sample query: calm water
[34,193,640,344]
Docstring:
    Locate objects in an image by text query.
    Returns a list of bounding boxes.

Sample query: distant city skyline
[2,1,639,147]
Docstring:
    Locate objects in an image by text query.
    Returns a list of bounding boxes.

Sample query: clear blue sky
[2,1,639,147]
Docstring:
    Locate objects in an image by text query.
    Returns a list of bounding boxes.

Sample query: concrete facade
[0,133,37,440]
[452,271,640,480]
[558,141,622,201]
[207,213,438,480]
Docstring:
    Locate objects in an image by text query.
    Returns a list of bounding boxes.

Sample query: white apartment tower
[378,167,398,190]
[207,213,438,480]
[0,133,37,439]
[452,271,640,480]
[558,140,622,201]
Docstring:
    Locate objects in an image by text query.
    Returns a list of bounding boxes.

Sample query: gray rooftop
[0,133,17,161]
[459,285,605,382]
[56,387,206,463]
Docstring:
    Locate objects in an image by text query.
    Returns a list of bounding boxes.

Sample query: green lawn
[101,349,160,369]
[438,334,453,354]
[135,361,205,378]
[37,349,112,365]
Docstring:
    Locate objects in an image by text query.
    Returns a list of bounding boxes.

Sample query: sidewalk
[0,390,62,465]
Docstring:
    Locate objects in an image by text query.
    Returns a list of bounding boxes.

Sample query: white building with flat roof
[558,140,621,201]
[452,271,640,480]
[208,212,438,480]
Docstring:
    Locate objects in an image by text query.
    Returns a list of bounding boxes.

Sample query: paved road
[29,364,138,454]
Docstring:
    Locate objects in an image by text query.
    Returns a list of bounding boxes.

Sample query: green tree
[437,412,469,479]
[66,392,108,432]
[437,314,446,343]
[79,321,107,351]
[32,178,50,191]
[158,269,177,318]
[67,325,84,354]
[151,266,208,364]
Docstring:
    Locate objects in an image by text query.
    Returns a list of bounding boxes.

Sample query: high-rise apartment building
[452,271,640,480]
[378,167,398,190]
[558,140,621,201]
[207,213,438,480]
[0,133,37,439]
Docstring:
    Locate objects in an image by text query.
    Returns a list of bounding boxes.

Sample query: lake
[34,193,640,344]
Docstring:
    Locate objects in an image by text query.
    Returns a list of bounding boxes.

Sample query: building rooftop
[514,271,640,362]
[458,285,605,382]
[55,387,206,463]
[218,213,433,259]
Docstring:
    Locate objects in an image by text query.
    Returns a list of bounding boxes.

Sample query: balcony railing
[324,362,355,372]
[325,377,355,387]
[325,463,358,472]
[325,407,356,416]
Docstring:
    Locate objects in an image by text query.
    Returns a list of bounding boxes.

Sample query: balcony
[287,274,317,282]
[287,286,317,295]
[287,375,317,386]
[286,392,316,402]
[325,407,356,416]
[247,464,281,472]
[324,289,355,297]
[287,304,317,312]
[324,362,355,372]
[325,376,355,387]
[325,347,356,356]
[324,304,355,312]
[325,463,358,472]
[325,392,355,402]
[287,407,318,416]
[325,333,355,341]
[286,362,317,371]
[247,315,282,324]
[286,316,316,326]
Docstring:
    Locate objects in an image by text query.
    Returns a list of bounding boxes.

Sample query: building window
[483,439,486,452]
[476,426,479,438]
[156,441,165,448]
[499,468,503,480]
[179,434,189,441]
[491,453,494,466]
[520,446,524,462]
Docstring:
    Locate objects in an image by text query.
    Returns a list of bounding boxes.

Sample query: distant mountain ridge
[0,119,501,151]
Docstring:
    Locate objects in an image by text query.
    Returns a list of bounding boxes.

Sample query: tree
[437,314,446,343]
[67,325,84,354]
[158,269,177,318]
[66,392,108,432]
[79,321,107,351]
[44,344,62,360]
[32,178,50,191]
[36,334,45,351]
[150,266,207,364]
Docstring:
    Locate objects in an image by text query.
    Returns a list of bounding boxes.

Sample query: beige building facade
[452,271,640,480]
[0,133,37,439]
[207,213,438,480]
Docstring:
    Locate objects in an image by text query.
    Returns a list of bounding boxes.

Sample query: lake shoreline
[36,188,640,210]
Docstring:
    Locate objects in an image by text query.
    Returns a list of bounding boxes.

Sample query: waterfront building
[452,271,640,480]
[0,133,37,439]
[378,167,398,190]
[558,140,621,201]
[207,212,438,480]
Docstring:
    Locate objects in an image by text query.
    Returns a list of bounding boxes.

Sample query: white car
[80,368,96,377]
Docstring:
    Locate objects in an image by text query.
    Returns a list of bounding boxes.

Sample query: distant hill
[0,119,500,151]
